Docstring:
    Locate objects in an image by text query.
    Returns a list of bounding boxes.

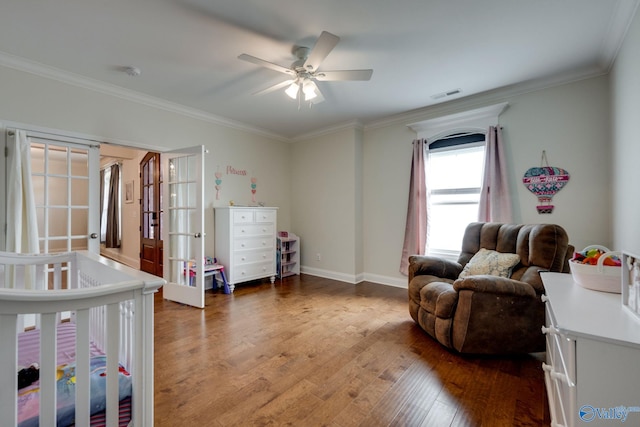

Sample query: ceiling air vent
[431,88,462,100]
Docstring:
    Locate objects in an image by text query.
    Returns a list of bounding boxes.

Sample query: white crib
[0,250,164,427]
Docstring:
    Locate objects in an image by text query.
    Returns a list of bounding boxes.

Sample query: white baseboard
[99,249,139,269]
[301,266,408,289]
[301,266,358,284]
[362,273,407,289]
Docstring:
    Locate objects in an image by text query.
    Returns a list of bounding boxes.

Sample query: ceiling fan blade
[253,79,295,96]
[315,69,373,81]
[238,53,295,76]
[303,31,340,72]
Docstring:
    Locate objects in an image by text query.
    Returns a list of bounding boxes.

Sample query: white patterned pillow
[458,248,520,279]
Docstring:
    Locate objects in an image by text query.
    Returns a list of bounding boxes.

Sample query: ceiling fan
[238,31,373,105]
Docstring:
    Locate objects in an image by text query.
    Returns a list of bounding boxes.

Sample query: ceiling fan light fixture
[302,81,317,101]
[238,31,372,106]
[285,82,299,99]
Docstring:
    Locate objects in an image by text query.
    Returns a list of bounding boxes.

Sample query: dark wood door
[140,152,163,277]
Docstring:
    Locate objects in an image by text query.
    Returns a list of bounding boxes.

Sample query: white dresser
[541,272,640,427]
[214,207,278,292]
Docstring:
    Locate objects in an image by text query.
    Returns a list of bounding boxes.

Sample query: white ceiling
[0,0,637,139]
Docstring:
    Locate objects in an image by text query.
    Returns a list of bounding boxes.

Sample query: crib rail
[0,251,164,427]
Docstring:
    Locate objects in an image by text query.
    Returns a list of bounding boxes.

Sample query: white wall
[0,63,292,261]
[360,76,611,287]
[611,5,640,256]
[0,43,625,288]
[291,126,363,282]
[362,123,417,286]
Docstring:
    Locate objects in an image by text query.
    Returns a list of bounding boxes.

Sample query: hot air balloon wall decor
[522,151,570,214]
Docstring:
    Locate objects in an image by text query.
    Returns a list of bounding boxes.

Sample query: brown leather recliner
[408,222,572,354]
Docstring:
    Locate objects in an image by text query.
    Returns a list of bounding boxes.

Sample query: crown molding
[364,65,607,133]
[599,0,640,72]
[293,119,364,142]
[0,51,291,143]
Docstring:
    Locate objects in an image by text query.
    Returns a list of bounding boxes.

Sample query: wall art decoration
[250,176,257,203]
[522,151,570,214]
[215,167,222,200]
[125,180,134,203]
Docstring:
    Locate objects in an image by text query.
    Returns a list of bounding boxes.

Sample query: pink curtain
[478,126,512,222]
[400,139,427,275]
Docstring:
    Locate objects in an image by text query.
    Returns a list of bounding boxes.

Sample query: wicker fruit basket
[569,245,622,293]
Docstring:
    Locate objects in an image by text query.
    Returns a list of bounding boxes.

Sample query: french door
[161,146,206,308]
[29,135,100,254]
[140,152,163,277]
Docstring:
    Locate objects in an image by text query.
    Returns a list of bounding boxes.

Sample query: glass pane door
[31,138,100,255]
[161,146,205,308]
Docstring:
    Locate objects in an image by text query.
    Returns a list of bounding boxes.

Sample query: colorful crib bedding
[17,323,132,427]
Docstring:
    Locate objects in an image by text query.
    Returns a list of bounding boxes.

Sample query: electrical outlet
[316,253,321,261]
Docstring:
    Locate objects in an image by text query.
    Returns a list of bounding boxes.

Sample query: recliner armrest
[453,275,537,298]
[408,255,463,282]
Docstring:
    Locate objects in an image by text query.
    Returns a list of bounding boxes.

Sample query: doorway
[139,152,163,277]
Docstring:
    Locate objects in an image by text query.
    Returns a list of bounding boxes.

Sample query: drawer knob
[541,294,549,303]
[542,363,572,386]
[541,325,559,335]
[550,370,571,385]
[241,257,246,261]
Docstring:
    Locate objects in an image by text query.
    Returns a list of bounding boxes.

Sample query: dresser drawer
[234,261,274,281]
[543,362,575,427]
[254,209,276,223]
[543,300,577,427]
[234,249,273,265]
[234,237,274,251]
[234,223,274,238]
[544,306,576,385]
[233,209,256,224]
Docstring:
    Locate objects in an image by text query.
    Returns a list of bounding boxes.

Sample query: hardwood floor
[153,274,550,426]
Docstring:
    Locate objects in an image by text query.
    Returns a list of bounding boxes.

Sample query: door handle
[90,233,98,239]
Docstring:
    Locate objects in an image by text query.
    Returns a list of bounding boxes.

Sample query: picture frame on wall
[125,180,134,204]
[622,251,640,319]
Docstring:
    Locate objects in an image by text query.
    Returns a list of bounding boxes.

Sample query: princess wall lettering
[226,166,247,176]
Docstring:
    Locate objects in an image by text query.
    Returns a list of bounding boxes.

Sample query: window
[405,102,508,263]
[99,163,122,244]
[427,135,485,258]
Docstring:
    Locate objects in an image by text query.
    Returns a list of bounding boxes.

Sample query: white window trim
[407,102,508,143]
